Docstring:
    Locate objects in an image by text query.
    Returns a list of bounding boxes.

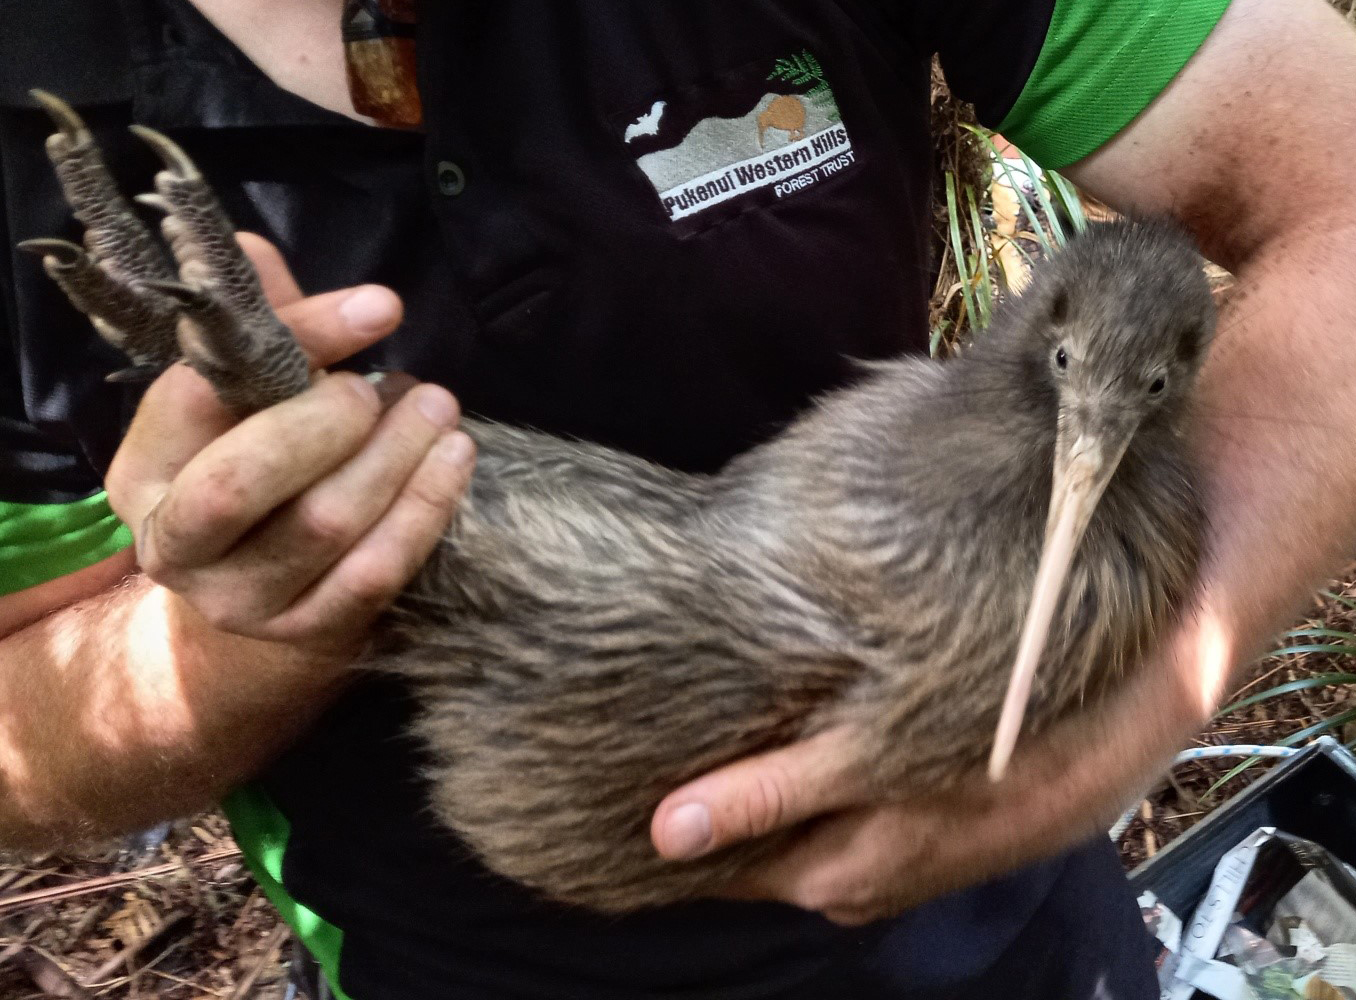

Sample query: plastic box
[1129,736,1356,997]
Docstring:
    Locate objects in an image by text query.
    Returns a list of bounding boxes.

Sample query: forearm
[1187,221,1356,657]
[0,571,348,849]
[0,243,466,851]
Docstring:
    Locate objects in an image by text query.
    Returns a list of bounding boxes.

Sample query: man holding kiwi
[2,1,1355,997]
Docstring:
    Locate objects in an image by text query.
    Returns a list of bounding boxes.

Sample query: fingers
[252,384,461,599]
[99,229,446,656]
[650,727,863,860]
[105,362,246,526]
[180,383,459,617]
[131,373,384,565]
[270,431,476,641]
[135,381,472,645]
[105,278,405,526]
[709,757,1060,924]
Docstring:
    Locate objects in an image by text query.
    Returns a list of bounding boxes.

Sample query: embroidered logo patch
[621,51,858,234]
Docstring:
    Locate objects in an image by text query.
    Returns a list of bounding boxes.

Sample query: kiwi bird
[21,92,1214,912]
[758,94,808,146]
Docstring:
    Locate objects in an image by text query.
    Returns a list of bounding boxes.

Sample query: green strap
[222,785,354,1000]
[999,0,1234,169]
[0,493,133,596]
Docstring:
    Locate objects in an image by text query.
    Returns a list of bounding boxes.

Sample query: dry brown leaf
[104,896,160,949]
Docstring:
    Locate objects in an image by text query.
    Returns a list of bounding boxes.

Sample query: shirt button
[436,160,466,197]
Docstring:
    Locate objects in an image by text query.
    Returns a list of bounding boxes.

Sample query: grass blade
[1216,673,1356,716]
[929,318,951,358]
[962,126,1053,255]
[1018,149,1065,245]
[1278,627,1356,642]
[1264,642,1356,657]
[945,172,978,332]
[1280,707,1356,747]
[1203,709,1356,801]
[1202,757,1263,801]
[965,186,994,329]
[1319,590,1356,610]
[1047,171,1088,236]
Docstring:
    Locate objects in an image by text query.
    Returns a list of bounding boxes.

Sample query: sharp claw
[16,238,86,265]
[128,125,201,180]
[134,193,173,213]
[105,365,164,385]
[29,89,90,142]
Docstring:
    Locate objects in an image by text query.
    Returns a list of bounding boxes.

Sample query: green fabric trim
[998,0,1233,170]
[0,493,134,597]
[222,785,353,1000]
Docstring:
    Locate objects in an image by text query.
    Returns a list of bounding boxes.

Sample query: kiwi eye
[1149,375,1167,395]
[1054,347,1069,371]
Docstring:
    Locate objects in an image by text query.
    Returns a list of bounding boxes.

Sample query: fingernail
[366,371,418,411]
[339,286,398,334]
[663,803,712,859]
[434,431,475,468]
[412,385,458,427]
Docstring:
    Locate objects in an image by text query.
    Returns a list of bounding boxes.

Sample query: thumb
[650,727,863,861]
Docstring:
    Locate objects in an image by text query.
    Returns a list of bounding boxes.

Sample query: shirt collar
[119,0,353,131]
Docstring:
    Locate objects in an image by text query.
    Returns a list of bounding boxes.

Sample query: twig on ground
[225,924,289,1000]
[87,909,191,985]
[0,849,241,915]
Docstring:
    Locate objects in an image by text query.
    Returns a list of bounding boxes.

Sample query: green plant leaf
[1280,707,1356,747]
[1047,172,1088,236]
[1202,756,1263,801]
[1319,590,1356,610]
[1203,710,1356,801]
[945,172,978,335]
[1279,627,1356,642]
[1018,149,1065,246]
[964,126,1052,256]
[1267,643,1356,657]
[929,318,951,358]
[966,186,994,330]
[1216,673,1356,717]
[993,233,1039,277]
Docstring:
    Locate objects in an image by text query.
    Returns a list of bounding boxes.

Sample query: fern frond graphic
[768,50,841,122]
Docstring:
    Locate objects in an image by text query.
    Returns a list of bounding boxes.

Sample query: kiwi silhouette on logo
[757,95,806,148]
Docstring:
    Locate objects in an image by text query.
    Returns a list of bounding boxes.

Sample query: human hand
[651,620,1224,925]
[105,234,476,657]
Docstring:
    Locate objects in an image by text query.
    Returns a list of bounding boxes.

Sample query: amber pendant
[342,0,422,128]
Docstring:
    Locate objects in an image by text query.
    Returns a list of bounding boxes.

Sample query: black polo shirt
[0,1,1230,997]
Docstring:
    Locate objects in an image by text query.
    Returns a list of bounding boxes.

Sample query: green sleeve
[999,0,1234,170]
[222,786,354,1000]
[0,492,133,596]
